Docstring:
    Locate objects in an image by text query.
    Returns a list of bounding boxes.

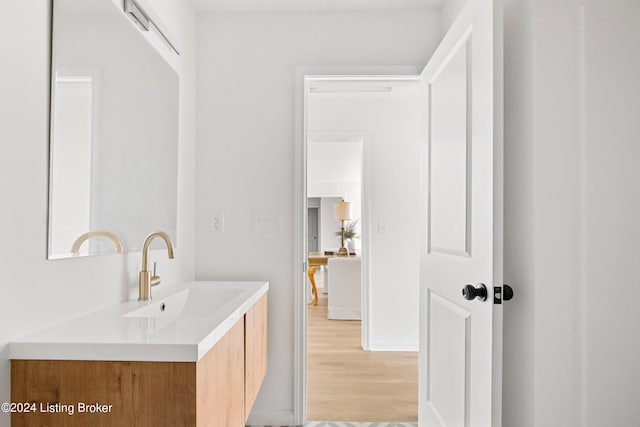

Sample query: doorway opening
[294,68,423,424]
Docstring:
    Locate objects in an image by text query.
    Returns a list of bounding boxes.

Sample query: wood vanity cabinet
[11,293,268,427]
[244,291,268,420]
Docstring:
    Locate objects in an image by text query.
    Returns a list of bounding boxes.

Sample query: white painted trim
[361,134,371,351]
[294,65,420,425]
[306,75,422,92]
[577,5,588,425]
[293,66,307,427]
[111,0,181,72]
[308,130,369,143]
[370,342,420,352]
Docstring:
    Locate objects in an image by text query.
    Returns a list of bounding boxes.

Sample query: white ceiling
[193,0,443,12]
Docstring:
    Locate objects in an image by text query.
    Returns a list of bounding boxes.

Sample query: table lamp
[334,201,352,256]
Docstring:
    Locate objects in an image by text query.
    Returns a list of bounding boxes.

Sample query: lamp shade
[334,201,352,221]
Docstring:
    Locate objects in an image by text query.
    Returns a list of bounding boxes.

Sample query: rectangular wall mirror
[48,0,179,259]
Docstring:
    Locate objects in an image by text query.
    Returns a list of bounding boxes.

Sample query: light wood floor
[306,271,418,422]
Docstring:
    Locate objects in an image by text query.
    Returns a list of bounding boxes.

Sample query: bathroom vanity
[10,281,268,427]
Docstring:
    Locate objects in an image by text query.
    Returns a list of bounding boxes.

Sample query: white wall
[532,1,583,424]
[501,0,640,425]
[502,0,536,425]
[319,196,345,252]
[308,88,422,351]
[581,1,640,424]
[503,0,579,424]
[0,2,196,425]
[440,0,468,31]
[196,9,441,424]
[307,140,362,252]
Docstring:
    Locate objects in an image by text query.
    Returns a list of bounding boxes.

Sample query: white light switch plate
[252,211,283,233]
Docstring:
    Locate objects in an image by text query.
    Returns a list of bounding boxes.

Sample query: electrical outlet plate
[212,214,224,233]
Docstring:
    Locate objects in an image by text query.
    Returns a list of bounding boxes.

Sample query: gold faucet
[138,231,175,301]
[70,231,124,256]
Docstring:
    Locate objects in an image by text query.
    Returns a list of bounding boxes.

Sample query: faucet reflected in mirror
[70,231,124,256]
[138,231,175,301]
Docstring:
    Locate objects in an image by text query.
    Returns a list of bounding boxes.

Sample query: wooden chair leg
[307,266,318,306]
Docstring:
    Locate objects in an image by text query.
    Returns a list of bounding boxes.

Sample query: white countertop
[10,281,269,362]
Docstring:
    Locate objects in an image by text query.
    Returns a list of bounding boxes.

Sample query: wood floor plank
[306,272,418,422]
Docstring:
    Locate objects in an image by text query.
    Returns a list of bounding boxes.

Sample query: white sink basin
[124,288,243,319]
[9,281,269,362]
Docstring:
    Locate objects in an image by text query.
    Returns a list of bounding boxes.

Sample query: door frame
[293,65,421,424]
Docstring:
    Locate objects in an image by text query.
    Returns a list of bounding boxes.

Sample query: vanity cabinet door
[11,359,197,426]
[244,293,268,421]
[196,317,245,427]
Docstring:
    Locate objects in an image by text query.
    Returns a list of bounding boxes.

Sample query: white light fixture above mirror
[124,0,180,55]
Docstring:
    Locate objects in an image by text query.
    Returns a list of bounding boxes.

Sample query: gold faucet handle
[150,262,161,287]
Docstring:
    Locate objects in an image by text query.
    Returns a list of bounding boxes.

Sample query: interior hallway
[306,271,418,422]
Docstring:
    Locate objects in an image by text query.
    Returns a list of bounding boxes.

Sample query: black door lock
[494,284,514,304]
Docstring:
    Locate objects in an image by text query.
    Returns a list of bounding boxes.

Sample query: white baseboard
[246,410,295,426]
[370,341,419,352]
[328,307,361,320]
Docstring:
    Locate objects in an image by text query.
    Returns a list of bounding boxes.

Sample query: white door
[419,0,503,426]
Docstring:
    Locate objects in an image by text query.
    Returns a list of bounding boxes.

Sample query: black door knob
[462,283,488,302]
